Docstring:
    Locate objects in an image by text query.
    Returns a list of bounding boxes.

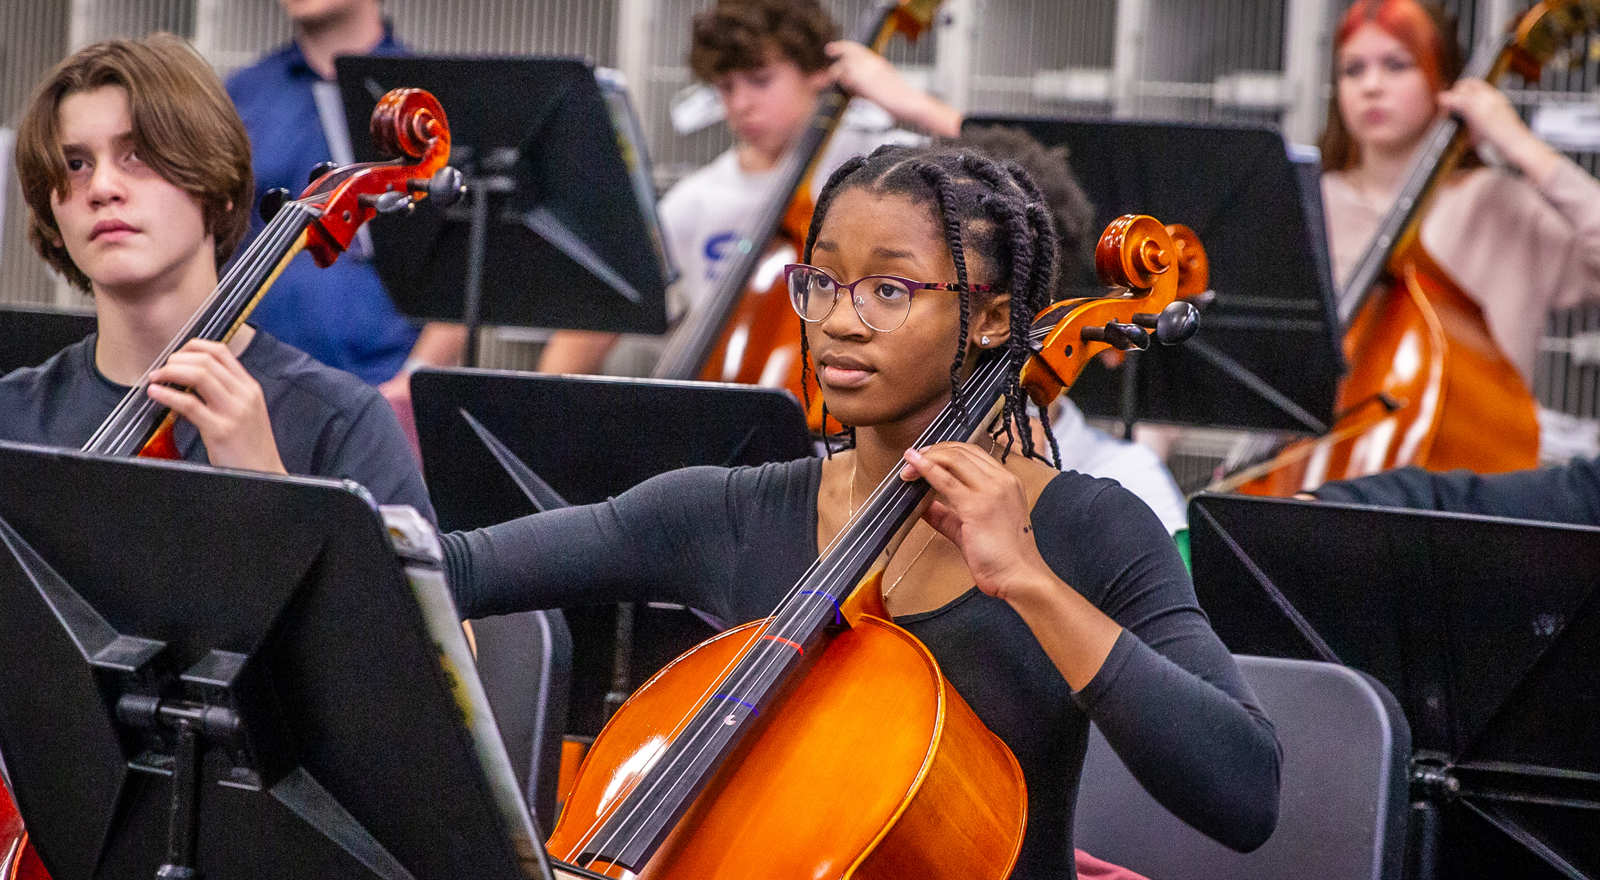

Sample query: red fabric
[1076,848,1152,880]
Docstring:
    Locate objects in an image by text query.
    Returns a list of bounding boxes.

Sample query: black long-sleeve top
[443,458,1281,879]
[1313,458,1600,525]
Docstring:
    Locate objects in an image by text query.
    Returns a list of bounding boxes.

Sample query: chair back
[1075,655,1410,880]
[472,608,573,836]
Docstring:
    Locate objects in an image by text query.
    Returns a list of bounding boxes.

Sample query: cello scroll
[299,88,461,267]
[1020,217,1204,408]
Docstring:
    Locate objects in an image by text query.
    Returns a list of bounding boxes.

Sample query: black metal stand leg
[156,720,201,880]
[461,176,492,369]
[1405,799,1441,880]
[1118,352,1141,440]
[603,603,636,722]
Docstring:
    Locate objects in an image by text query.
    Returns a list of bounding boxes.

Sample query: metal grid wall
[388,0,614,59]
[69,0,193,48]
[966,0,1118,117]
[1129,0,1289,126]
[1,0,72,311]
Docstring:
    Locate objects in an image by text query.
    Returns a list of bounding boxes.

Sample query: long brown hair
[15,32,253,292]
[1318,0,1468,171]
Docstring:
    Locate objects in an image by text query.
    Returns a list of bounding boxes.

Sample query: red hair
[1336,0,1448,92]
[1318,0,1465,171]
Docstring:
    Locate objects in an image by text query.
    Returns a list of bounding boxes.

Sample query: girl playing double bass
[1322,0,1600,388]
[444,145,1281,879]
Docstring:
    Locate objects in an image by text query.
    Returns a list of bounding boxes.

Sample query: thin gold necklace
[849,436,997,601]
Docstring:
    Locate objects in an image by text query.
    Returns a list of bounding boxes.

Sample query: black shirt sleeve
[442,465,745,620]
[1311,459,1600,526]
[1046,478,1282,852]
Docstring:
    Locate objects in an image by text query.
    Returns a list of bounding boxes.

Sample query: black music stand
[335,56,671,364]
[0,441,552,880]
[0,306,96,374]
[965,116,1341,435]
[411,368,813,736]
[1187,493,1600,879]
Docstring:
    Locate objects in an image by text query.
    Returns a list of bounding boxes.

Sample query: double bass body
[1243,239,1538,495]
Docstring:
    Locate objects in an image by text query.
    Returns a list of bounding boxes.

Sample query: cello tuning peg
[375,191,412,214]
[1130,302,1201,346]
[1080,322,1150,351]
[308,161,339,187]
[259,188,291,223]
[1154,301,1200,345]
[413,166,464,207]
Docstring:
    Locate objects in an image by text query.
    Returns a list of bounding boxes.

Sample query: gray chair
[1074,655,1410,880]
[471,608,572,835]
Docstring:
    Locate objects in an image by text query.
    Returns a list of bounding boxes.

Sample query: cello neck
[1335,30,1517,327]
[651,2,903,380]
[80,202,319,458]
[573,344,1019,871]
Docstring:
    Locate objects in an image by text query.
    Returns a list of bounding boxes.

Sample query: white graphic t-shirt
[658,110,923,320]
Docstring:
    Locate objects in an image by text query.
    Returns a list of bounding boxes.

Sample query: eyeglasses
[784,264,992,333]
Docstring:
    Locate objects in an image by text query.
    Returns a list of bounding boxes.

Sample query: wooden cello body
[547,216,1202,880]
[1234,0,1599,495]
[551,594,1025,880]
[1240,240,1538,495]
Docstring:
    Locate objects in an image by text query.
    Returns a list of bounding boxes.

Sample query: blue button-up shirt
[227,30,419,385]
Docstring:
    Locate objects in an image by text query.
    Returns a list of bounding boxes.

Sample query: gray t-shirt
[444,458,1280,878]
[0,329,434,523]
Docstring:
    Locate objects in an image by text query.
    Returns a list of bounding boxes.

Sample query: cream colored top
[1323,155,1600,384]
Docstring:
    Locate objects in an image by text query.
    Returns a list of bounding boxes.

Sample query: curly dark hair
[800,144,1064,465]
[689,0,839,81]
[943,125,1095,300]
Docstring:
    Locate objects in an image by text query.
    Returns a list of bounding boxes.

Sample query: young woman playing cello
[1322,0,1600,389]
[444,145,1280,879]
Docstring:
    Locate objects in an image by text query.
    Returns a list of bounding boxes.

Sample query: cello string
[87,205,310,454]
[578,317,1067,861]
[89,205,312,455]
[576,348,1022,863]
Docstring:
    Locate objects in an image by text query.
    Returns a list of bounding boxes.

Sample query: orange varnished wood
[138,415,182,460]
[548,617,1026,880]
[1231,0,1600,494]
[1237,241,1538,495]
[1020,218,1196,407]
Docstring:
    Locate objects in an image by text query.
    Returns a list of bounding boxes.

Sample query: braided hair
[799,144,1063,465]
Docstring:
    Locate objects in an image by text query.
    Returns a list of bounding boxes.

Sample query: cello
[545,216,1201,880]
[651,0,941,430]
[1229,0,1600,496]
[0,87,458,880]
